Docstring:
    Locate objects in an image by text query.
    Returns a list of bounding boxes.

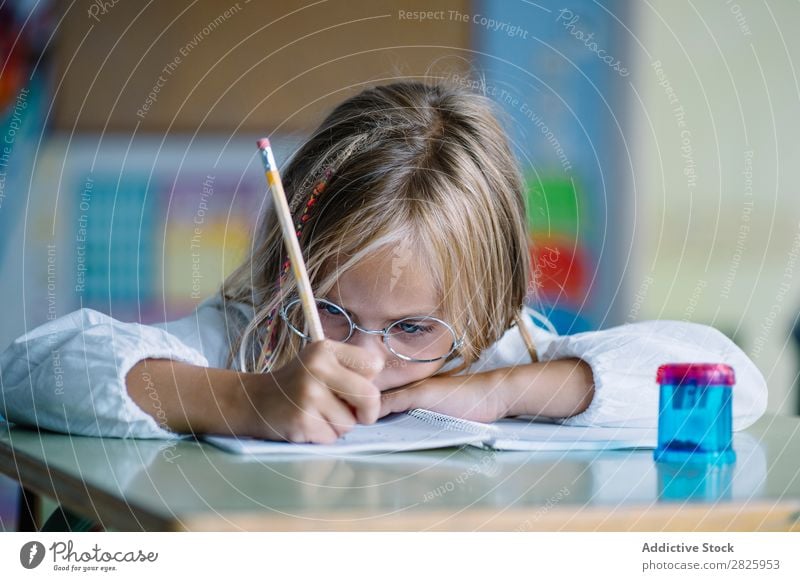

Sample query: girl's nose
[347,328,389,366]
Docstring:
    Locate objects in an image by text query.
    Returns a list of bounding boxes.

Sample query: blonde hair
[221,81,538,374]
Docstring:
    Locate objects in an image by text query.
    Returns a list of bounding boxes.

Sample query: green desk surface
[1,414,799,531]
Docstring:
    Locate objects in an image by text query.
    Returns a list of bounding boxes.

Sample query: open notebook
[203,409,657,455]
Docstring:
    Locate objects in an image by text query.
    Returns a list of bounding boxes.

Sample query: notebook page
[479,417,658,451]
[203,411,488,455]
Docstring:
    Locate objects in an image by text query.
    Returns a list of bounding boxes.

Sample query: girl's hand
[378,373,511,424]
[239,339,382,444]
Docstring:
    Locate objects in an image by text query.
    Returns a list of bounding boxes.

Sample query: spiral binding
[406,408,499,437]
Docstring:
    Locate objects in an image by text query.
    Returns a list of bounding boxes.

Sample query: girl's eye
[317,302,346,317]
[398,322,434,335]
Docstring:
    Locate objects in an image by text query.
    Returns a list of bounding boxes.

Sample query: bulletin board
[26,135,296,325]
[475,0,634,333]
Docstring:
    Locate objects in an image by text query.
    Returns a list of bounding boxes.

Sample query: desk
[1,414,799,531]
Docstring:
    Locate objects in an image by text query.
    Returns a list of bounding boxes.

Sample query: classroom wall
[631,1,800,415]
[4,0,639,343]
[54,0,472,132]
[2,0,798,418]
[0,0,474,348]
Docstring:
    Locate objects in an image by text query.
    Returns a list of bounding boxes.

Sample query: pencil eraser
[256,138,270,150]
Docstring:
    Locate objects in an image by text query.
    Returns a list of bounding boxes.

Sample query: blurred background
[1,0,799,528]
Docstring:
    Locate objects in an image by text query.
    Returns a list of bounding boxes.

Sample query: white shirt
[0,292,768,439]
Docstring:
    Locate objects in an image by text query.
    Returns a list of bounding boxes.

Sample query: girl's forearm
[495,357,595,419]
[126,359,252,435]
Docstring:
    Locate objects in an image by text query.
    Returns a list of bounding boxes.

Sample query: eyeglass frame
[278,296,466,363]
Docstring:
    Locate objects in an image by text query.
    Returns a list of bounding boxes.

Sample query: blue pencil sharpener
[654,363,736,465]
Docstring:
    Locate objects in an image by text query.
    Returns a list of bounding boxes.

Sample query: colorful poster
[475,0,633,332]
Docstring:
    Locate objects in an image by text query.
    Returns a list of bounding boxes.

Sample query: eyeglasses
[279,297,465,363]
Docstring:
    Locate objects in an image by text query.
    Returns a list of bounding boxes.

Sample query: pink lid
[256,138,270,150]
[656,363,735,386]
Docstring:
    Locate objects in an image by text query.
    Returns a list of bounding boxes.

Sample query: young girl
[0,82,767,444]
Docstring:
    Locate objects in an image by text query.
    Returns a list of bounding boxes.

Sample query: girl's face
[323,248,450,391]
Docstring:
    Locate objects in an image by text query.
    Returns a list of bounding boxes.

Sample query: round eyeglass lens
[385,317,457,361]
[282,299,457,360]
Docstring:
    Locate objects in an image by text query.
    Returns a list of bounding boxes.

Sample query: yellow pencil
[257,138,325,342]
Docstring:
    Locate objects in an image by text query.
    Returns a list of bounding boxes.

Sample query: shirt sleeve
[0,293,246,439]
[454,307,768,431]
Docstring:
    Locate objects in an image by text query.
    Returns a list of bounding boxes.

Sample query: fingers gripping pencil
[257,138,325,342]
